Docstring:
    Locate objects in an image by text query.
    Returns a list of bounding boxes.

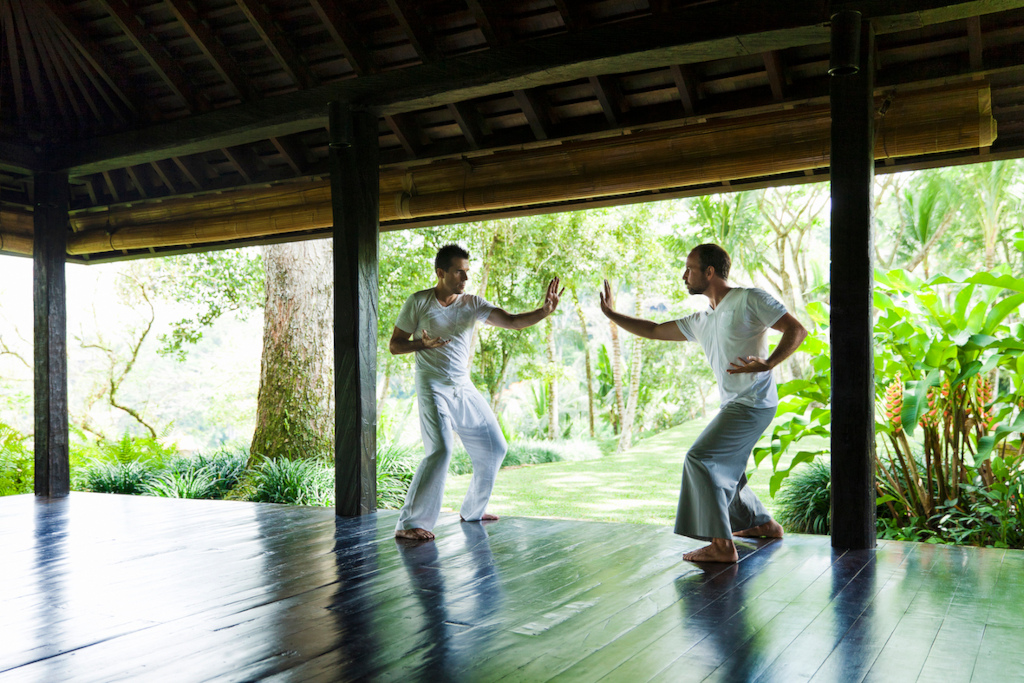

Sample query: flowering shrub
[762,268,1024,547]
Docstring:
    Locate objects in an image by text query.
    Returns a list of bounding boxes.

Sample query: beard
[686,282,706,295]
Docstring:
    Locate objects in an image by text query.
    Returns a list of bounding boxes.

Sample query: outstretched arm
[599,279,687,341]
[389,326,450,355]
[486,277,565,330]
[726,312,808,374]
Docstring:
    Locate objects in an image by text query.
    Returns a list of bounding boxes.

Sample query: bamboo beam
[33,171,70,497]
[58,82,995,256]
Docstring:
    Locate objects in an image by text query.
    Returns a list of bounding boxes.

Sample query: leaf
[901,369,942,438]
[982,293,1024,334]
[976,411,1024,462]
[952,360,982,387]
[963,272,1024,292]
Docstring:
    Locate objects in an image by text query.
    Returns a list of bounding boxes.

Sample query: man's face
[438,257,470,293]
[683,251,709,295]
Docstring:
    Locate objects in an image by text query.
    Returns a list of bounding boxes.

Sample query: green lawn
[442,414,827,525]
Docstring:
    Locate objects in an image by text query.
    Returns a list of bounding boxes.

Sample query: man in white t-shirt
[390,244,563,541]
[599,243,807,562]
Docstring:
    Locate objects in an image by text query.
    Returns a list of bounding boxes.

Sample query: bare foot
[460,513,500,522]
[683,538,738,563]
[395,528,434,541]
[733,519,784,539]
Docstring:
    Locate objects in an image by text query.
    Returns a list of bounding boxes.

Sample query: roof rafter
[514,89,554,140]
[165,0,253,100]
[763,50,786,101]
[53,0,1024,175]
[235,0,318,89]
[94,0,207,113]
[308,0,374,76]
[465,0,511,46]
[448,102,486,149]
[40,0,142,117]
[589,75,625,127]
[386,0,437,62]
[384,113,423,157]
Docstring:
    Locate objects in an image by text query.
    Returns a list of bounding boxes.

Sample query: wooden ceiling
[2,0,1024,260]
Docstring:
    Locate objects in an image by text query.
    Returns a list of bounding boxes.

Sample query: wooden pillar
[331,102,379,516]
[829,14,876,549]
[33,171,70,497]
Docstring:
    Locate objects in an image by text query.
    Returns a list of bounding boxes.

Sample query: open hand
[599,279,616,317]
[727,356,772,374]
[420,330,450,349]
[542,277,565,314]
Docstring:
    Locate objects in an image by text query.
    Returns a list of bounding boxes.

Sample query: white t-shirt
[395,288,496,380]
[674,287,788,408]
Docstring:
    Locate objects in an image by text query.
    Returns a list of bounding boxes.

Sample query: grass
[442,413,825,526]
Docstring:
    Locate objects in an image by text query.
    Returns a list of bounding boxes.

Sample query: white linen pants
[395,376,508,532]
[674,402,776,541]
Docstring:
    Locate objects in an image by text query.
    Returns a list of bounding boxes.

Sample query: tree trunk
[467,234,496,366]
[572,289,595,438]
[546,318,558,439]
[491,348,512,413]
[609,316,625,435]
[618,287,644,452]
[250,241,335,464]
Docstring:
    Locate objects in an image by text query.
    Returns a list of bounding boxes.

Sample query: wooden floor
[1,494,1021,683]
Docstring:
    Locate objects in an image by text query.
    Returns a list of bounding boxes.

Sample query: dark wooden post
[829,14,876,549]
[33,171,70,497]
[331,102,379,516]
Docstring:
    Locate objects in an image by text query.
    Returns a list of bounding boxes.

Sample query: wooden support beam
[124,164,149,198]
[150,159,179,194]
[309,0,374,76]
[967,16,984,71]
[670,64,700,116]
[172,155,207,189]
[763,50,786,100]
[829,18,877,550]
[514,89,554,140]
[553,0,587,31]
[33,171,70,498]
[331,104,378,517]
[95,0,207,112]
[589,75,625,127]
[270,136,307,175]
[165,0,253,100]
[447,102,485,149]
[221,146,259,184]
[465,0,510,46]
[236,0,317,89]
[54,0,1024,175]
[386,0,437,62]
[384,113,422,158]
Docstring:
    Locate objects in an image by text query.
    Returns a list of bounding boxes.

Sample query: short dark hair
[691,243,731,280]
[435,243,470,272]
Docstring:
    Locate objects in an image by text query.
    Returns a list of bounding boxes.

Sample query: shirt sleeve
[747,288,788,328]
[674,312,700,342]
[394,293,419,336]
[468,294,497,323]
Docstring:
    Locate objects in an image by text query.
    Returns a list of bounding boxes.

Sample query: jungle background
[1,161,1022,545]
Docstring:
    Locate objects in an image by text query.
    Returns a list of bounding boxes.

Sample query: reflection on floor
[1,493,1021,682]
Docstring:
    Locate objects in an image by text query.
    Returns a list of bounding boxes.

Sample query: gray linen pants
[396,377,508,532]
[674,402,776,541]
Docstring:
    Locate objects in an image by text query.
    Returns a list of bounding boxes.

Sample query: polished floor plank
[1,493,1021,682]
